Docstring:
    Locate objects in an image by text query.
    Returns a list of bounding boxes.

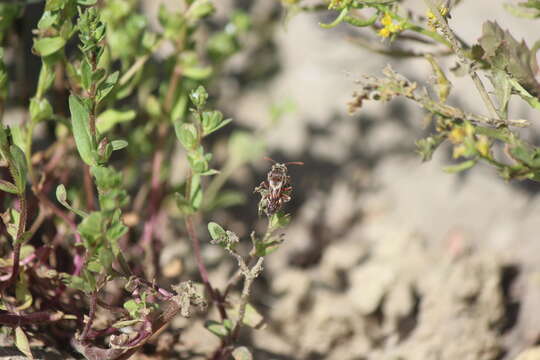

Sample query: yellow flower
[378,28,391,38]
[381,13,393,27]
[378,13,402,38]
[448,126,466,144]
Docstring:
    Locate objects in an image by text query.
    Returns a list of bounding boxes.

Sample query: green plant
[0,1,292,359]
[290,0,540,181]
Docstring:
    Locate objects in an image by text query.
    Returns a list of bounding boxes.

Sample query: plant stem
[0,311,65,326]
[1,193,27,291]
[80,291,98,342]
[231,257,264,341]
[423,0,501,121]
[185,215,227,320]
[83,165,96,211]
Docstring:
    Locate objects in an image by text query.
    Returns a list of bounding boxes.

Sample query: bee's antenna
[263,156,277,163]
[285,161,304,166]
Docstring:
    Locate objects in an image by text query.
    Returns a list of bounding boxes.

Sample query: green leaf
[488,70,512,118]
[14,327,34,359]
[205,320,231,339]
[80,59,92,91]
[226,303,265,329]
[123,299,142,318]
[96,71,119,104]
[509,77,540,110]
[443,159,477,173]
[69,95,97,166]
[201,110,232,137]
[34,36,65,56]
[10,144,27,193]
[56,184,88,218]
[175,123,198,150]
[96,109,136,133]
[183,66,213,80]
[175,192,195,215]
[199,169,220,176]
[111,139,128,151]
[208,222,226,242]
[232,347,253,360]
[62,274,93,292]
[99,247,114,273]
[0,179,18,194]
[186,0,215,21]
[269,212,291,230]
[29,97,53,123]
[77,0,98,6]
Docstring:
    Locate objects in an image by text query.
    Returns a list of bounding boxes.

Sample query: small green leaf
[227,303,265,329]
[111,139,128,151]
[123,299,141,318]
[175,192,195,215]
[15,327,34,359]
[205,320,231,339]
[80,59,92,91]
[175,123,198,150]
[187,0,215,21]
[29,97,53,123]
[232,346,253,360]
[269,212,291,230]
[96,109,136,133]
[10,144,27,193]
[208,222,226,242]
[183,66,213,80]
[34,36,65,56]
[96,71,119,104]
[77,0,98,6]
[199,169,220,176]
[99,247,114,273]
[69,95,97,166]
[0,179,19,194]
[56,184,88,218]
[443,159,477,173]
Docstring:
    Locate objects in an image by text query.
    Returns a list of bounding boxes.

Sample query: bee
[254,157,303,217]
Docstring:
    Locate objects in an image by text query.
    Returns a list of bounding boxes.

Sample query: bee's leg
[254,181,269,193]
[281,194,291,203]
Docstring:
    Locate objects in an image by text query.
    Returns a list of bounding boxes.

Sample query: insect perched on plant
[254,157,304,217]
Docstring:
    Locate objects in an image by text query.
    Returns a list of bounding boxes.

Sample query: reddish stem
[80,291,98,342]
[1,195,27,291]
[185,216,227,320]
[0,311,63,326]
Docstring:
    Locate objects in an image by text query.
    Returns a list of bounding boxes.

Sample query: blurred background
[3,0,540,359]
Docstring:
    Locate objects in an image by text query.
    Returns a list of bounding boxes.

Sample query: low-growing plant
[0,1,295,359]
[288,0,540,181]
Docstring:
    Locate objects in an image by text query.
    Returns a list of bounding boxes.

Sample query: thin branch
[0,311,66,326]
[1,193,28,291]
[80,291,98,342]
[231,257,264,341]
[423,0,501,121]
[185,215,227,320]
